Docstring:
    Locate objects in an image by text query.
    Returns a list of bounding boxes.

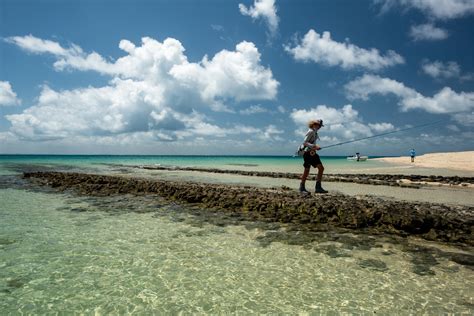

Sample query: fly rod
[320,119,443,150]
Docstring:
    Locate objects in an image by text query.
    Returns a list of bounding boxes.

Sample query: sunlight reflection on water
[0,187,472,314]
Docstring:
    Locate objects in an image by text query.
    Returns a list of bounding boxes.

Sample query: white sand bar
[374,151,474,172]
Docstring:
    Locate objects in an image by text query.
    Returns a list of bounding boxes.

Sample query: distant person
[356,152,360,162]
[410,148,416,163]
[299,119,328,194]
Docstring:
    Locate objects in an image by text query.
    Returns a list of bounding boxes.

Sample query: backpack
[295,144,305,157]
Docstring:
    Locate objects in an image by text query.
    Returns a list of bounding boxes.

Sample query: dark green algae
[22,171,474,245]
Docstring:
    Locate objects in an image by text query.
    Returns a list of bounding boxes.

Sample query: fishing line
[320,119,443,150]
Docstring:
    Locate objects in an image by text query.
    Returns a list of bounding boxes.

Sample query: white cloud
[421,60,460,79]
[6,36,278,104]
[6,35,279,140]
[421,60,474,81]
[0,131,16,142]
[452,111,474,126]
[345,74,474,114]
[170,41,279,104]
[285,29,404,71]
[290,104,394,143]
[0,81,21,106]
[277,105,285,113]
[239,104,268,115]
[409,23,449,41]
[5,34,114,74]
[5,80,283,143]
[368,122,395,132]
[5,35,71,56]
[446,124,461,132]
[345,74,416,101]
[374,0,474,20]
[239,0,279,37]
[7,81,165,140]
[259,124,284,141]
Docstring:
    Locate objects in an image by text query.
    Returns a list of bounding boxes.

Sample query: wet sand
[113,159,474,207]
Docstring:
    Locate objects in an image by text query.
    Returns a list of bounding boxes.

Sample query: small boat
[347,154,368,161]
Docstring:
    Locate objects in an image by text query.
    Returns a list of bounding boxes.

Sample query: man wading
[299,119,328,194]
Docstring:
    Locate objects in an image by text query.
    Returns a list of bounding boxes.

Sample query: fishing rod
[320,119,443,150]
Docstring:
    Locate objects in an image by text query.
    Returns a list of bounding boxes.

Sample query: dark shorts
[303,151,322,168]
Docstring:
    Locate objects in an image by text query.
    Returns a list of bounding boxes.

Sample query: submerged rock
[23,171,474,245]
[358,259,389,272]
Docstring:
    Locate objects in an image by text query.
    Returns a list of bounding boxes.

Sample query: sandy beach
[374,151,474,172]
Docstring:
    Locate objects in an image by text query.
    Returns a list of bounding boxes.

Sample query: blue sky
[1,0,473,155]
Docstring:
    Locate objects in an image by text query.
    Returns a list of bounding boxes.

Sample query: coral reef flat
[23,171,474,245]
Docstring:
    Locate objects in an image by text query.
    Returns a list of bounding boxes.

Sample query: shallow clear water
[1,157,473,313]
[1,185,473,313]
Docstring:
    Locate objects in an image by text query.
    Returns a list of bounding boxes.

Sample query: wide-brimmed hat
[309,119,324,127]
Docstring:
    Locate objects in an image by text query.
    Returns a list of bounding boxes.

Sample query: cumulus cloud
[0,81,21,106]
[5,35,279,141]
[421,60,473,81]
[170,41,279,104]
[345,74,474,114]
[409,23,449,41]
[5,81,282,143]
[374,0,474,20]
[7,81,167,140]
[290,104,394,142]
[345,74,415,101]
[239,0,279,37]
[285,29,404,71]
[6,36,278,103]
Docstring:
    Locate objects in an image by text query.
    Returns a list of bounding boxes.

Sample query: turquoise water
[0,154,467,176]
[0,154,390,178]
[1,156,473,313]
[0,154,355,169]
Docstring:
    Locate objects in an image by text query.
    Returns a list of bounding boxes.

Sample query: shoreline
[23,171,474,245]
[373,151,474,172]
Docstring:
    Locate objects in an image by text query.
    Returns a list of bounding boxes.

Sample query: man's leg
[315,164,328,193]
[300,167,311,193]
[316,164,324,182]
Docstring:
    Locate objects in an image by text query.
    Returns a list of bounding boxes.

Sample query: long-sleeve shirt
[303,128,319,151]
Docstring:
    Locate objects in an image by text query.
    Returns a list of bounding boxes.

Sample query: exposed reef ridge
[135,165,474,188]
[23,171,474,245]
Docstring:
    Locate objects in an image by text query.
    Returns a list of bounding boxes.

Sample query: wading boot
[315,181,328,194]
[299,182,310,195]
